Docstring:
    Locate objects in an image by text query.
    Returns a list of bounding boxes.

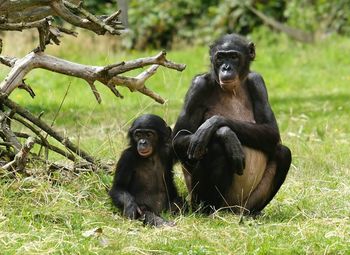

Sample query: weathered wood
[2,136,35,172]
[0,0,124,35]
[0,51,186,104]
[14,132,76,161]
[0,0,51,13]
[0,110,21,153]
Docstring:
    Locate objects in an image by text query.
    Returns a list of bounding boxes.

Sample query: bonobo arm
[172,74,212,162]
[109,149,142,219]
[215,126,245,174]
[247,72,279,131]
[187,72,280,159]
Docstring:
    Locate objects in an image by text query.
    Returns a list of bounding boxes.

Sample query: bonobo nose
[223,64,231,71]
[139,139,147,145]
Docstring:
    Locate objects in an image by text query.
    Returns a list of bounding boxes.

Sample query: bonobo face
[210,34,255,92]
[214,50,242,91]
[133,129,158,157]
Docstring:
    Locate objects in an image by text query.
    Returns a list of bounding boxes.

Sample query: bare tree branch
[14,131,76,161]
[0,51,186,104]
[0,17,49,31]
[87,81,102,104]
[0,55,16,67]
[2,136,35,172]
[0,110,21,153]
[0,0,52,13]
[13,115,50,159]
[0,0,124,35]
[59,0,123,35]
[109,65,166,104]
[2,97,96,164]
[108,51,185,74]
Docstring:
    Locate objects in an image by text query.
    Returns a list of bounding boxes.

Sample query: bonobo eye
[134,131,141,139]
[146,131,154,138]
[216,52,225,59]
[215,52,225,63]
[215,59,224,66]
[229,51,239,59]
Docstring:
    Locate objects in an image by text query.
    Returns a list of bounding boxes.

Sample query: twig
[0,56,17,67]
[0,110,21,153]
[14,132,76,161]
[38,82,71,157]
[109,65,165,104]
[87,81,102,104]
[108,50,186,74]
[2,136,35,172]
[18,80,36,98]
[12,115,50,158]
[104,10,121,24]
[50,0,124,35]
[62,1,121,35]
[0,18,49,31]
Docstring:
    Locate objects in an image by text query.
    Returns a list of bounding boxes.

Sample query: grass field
[0,29,349,254]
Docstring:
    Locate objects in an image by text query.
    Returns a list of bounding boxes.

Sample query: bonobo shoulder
[247,72,268,98]
[183,73,212,104]
[247,72,265,86]
[191,73,212,91]
[117,147,136,167]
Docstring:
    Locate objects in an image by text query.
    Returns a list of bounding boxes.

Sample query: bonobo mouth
[138,148,153,157]
[220,79,236,85]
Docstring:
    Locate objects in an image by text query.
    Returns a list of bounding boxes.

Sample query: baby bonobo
[109,114,180,227]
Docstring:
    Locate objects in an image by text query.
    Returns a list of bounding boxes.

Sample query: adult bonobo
[173,34,291,214]
[109,114,180,226]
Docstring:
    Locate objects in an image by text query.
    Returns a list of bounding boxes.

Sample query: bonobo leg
[191,140,233,211]
[244,144,292,214]
[215,126,245,175]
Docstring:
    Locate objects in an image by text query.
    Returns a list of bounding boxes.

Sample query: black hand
[124,202,141,219]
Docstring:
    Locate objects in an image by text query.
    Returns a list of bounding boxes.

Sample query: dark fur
[109,114,179,226]
[173,34,292,214]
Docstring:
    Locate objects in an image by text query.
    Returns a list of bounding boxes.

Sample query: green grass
[1,29,350,254]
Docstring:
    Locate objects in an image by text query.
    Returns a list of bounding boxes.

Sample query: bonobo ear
[248,42,256,61]
[166,126,172,140]
[127,128,135,145]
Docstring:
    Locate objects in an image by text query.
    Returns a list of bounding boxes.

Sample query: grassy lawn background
[0,28,349,254]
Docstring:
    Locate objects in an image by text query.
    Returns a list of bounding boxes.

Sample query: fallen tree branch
[14,131,76,161]
[2,136,35,172]
[2,97,95,164]
[0,51,186,104]
[13,115,50,159]
[0,110,22,153]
